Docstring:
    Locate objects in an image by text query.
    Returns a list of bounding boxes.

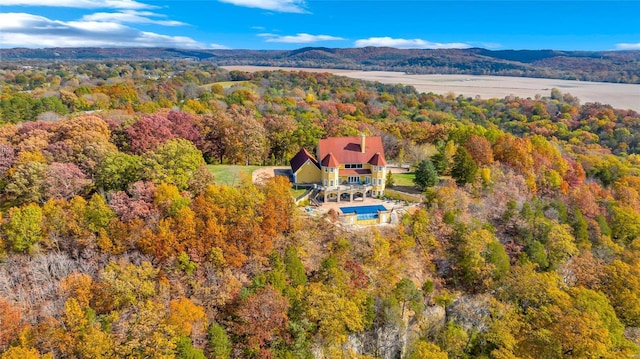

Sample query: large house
[290,134,388,201]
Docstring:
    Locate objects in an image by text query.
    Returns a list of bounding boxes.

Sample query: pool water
[340,205,387,220]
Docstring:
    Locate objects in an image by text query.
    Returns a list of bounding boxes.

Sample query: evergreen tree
[208,322,232,359]
[451,147,478,186]
[413,159,438,190]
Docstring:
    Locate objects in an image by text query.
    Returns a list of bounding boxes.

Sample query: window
[365,177,370,184]
[378,179,382,185]
[348,176,359,183]
[324,180,327,186]
[330,180,334,186]
[330,167,334,173]
[344,164,363,169]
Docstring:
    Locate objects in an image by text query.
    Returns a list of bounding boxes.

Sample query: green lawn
[207,165,260,186]
[392,172,416,187]
[290,188,307,198]
[200,81,252,90]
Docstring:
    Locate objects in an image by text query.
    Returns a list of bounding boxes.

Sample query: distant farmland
[222,66,640,112]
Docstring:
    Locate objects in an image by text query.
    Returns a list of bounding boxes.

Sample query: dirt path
[252,166,291,184]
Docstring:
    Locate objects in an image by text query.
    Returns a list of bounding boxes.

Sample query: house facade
[290,134,388,200]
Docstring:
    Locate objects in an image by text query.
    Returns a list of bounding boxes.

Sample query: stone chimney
[360,133,366,153]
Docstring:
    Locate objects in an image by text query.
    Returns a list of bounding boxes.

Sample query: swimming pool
[340,205,387,220]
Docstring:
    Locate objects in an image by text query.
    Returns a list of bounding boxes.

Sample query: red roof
[290,148,319,173]
[320,152,340,167]
[339,169,372,176]
[318,136,386,167]
[368,152,387,166]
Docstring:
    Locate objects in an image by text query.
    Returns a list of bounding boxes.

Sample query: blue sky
[1,1,639,50]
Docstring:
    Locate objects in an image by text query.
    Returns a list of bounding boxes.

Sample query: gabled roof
[368,152,387,166]
[321,152,340,167]
[318,136,386,166]
[290,148,319,173]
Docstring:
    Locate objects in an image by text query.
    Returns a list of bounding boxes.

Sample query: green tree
[208,322,232,359]
[176,336,205,359]
[526,241,549,270]
[94,151,142,192]
[85,194,115,234]
[393,278,424,317]
[436,322,469,358]
[413,158,438,190]
[4,203,43,253]
[284,246,307,287]
[454,228,505,290]
[451,146,478,186]
[385,171,395,188]
[144,139,205,191]
[610,205,640,246]
[486,240,511,282]
[572,209,589,246]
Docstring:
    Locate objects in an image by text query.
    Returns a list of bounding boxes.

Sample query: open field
[207,165,260,186]
[200,80,252,90]
[391,172,416,187]
[222,66,640,112]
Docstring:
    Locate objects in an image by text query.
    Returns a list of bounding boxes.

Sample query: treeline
[2,47,640,84]
[2,62,640,159]
[0,63,640,358]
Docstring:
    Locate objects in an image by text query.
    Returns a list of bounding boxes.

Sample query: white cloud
[616,43,640,50]
[81,10,186,26]
[0,12,206,48]
[354,37,471,49]
[1,0,154,9]
[261,33,343,43]
[210,43,229,49]
[218,0,307,13]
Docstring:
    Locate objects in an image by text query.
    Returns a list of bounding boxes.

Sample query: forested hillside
[2,47,640,83]
[1,61,640,358]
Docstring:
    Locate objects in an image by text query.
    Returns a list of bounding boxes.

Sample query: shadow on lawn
[390,185,422,195]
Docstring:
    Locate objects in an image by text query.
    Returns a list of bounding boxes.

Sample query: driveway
[252,166,292,184]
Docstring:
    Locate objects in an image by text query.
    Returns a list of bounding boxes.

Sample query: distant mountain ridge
[2,46,639,83]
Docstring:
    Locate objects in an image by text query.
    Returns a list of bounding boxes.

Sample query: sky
[1,0,639,51]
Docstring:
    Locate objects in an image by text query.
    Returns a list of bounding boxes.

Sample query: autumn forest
[1,61,640,358]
